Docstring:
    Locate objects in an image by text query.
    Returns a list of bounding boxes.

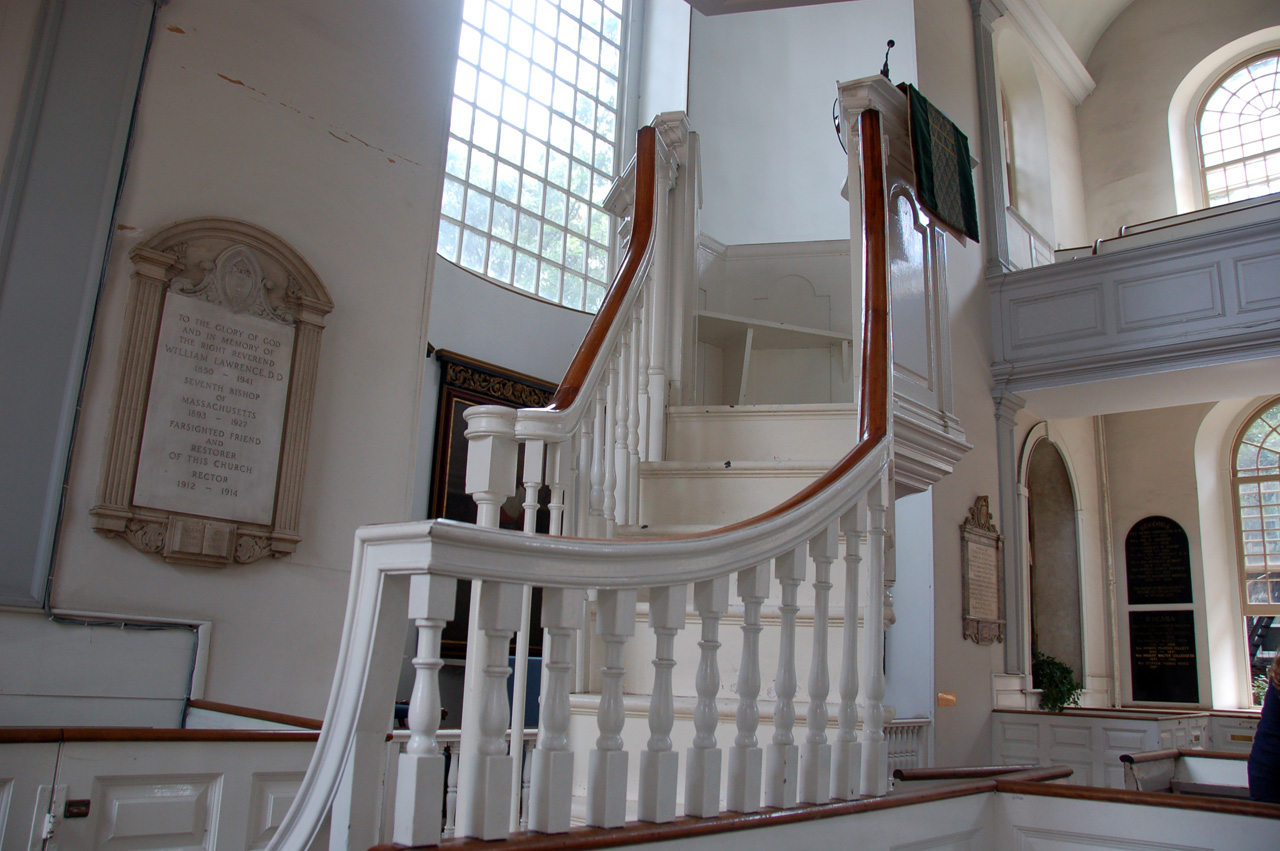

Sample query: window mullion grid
[1237,469,1280,614]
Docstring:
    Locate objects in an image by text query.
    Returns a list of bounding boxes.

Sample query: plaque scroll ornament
[961,495,1005,645]
[91,218,334,567]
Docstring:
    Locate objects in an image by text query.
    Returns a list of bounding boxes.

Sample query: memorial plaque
[1129,609,1199,704]
[91,218,333,567]
[961,495,1005,645]
[133,293,294,524]
[1125,516,1193,605]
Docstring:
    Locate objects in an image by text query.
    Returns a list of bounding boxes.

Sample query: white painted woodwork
[799,523,837,804]
[766,544,806,809]
[627,308,643,527]
[832,505,864,800]
[638,584,686,823]
[991,708,1210,789]
[726,563,771,813]
[990,199,1280,394]
[859,479,889,797]
[588,588,638,828]
[394,574,456,847]
[603,355,621,535]
[663,404,858,463]
[685,575,730,818]
[529,588,585,834]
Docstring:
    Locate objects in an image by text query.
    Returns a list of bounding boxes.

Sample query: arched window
[437,0,629,313]
[1198,51,1280,207]
[1234,398,1280,614]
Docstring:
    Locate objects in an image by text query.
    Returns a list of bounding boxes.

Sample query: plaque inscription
[133,293,294,525]
[1129,609,1200,704]
[91,218,333,567]
[961,495,1005,645]
[1125,516,1193,605]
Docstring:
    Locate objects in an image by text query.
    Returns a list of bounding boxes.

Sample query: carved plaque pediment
[91,218,333,567]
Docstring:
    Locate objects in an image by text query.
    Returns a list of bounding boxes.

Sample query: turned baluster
[859,477,889,797]
[799,522,837,804]
[832,502,864,800]
[546,441,567,536]
[626,303,643,525]
[587,588,637,827]
[457,581,524,840]
[588,385,607,536]
[612,340,631,530]
[727,563,770,813]
[602,357,619,535]
[393,573,457,846]
[521,439,545,533]
[686,575,730,817]
[443,742,459,838]
[528,588,585,833]
[638,583,686,823]
[766,544,806,809]
[635,289,651,465]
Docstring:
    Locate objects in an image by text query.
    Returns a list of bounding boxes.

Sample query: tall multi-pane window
[1234,398,1280,614]
[438,0,627,313]
[1198,52,1280,206]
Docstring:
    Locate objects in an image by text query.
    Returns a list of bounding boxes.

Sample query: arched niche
[90,218,334,567]
[1023,433,1084,680]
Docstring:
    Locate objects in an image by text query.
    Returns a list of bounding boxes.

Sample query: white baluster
[587,588,637,827]
[800,522,837,804]
[859,477,889,797]
[612,341,630,530]
[727,563,770,813]
[635,289,651,465]
[686,575,730,817]
[529,587,585,834]
[832,502,863,800]
[602,358,619,536]
[521,439,546,533]
[638,583,687,823]
[766,544,806,809]
[444,742,459,838]
[458,581,524,840]
[520,739,533,830]
[394,573,457,847]
[626,303,643,525]
[589,385,606,536]
[546,441,567,536]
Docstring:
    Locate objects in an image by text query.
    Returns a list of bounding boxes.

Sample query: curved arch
[1193,395,1270,707]
[1169,25,1280,213]
[1019,424,1084,684]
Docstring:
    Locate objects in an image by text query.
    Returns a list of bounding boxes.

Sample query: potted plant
[1032,651,1083,712]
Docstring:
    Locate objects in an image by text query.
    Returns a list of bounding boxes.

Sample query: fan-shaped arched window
[1198,52,1280,206]
[437,0,629,313]
[1234,398,1280,613]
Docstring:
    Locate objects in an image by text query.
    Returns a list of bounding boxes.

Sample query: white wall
[34,0,463,719]
[1078,0,1280,239]
[914,0,1002,768]
[689,0,916,245]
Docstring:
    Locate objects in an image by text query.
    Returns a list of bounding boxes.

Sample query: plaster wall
[688,0,917,246]
[0,0,43,173]
[1078,0,1280,240]
[32,0,464,718]
[1103,403,1216,708]
[914,0,1001,768]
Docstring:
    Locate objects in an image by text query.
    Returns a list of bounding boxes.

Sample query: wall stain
[166,25,186,34]
[328,131,349,143]
[217,73,245,87]
[116,224,136,231]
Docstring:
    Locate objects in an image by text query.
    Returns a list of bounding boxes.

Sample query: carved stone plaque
[961,495,1005,645]
[91,219,333,566]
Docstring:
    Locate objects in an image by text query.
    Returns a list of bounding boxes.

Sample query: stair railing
[266,99,892,851]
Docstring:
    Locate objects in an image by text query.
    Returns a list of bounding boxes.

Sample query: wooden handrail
[547,125,658,412]
[894,764,1042,781]
[186,698,324,730]
[0,727,319,744]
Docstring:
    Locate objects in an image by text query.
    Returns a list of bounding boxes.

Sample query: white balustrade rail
[266,100,894,851]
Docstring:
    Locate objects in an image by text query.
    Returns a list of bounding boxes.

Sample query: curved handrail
[268,109,891,851]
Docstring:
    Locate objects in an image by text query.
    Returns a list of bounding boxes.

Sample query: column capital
[992,389,1027,425]
[970,0,1006,29]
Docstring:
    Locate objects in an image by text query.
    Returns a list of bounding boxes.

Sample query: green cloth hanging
[904,84,980,242]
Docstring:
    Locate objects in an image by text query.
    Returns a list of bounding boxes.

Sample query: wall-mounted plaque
[1129,609,1200,704]
[1125,516,1193,605]
[961,495,1004,645]
[91,219,333,567]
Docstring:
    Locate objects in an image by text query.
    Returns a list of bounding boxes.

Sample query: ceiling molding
[1001,0,1095,105]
